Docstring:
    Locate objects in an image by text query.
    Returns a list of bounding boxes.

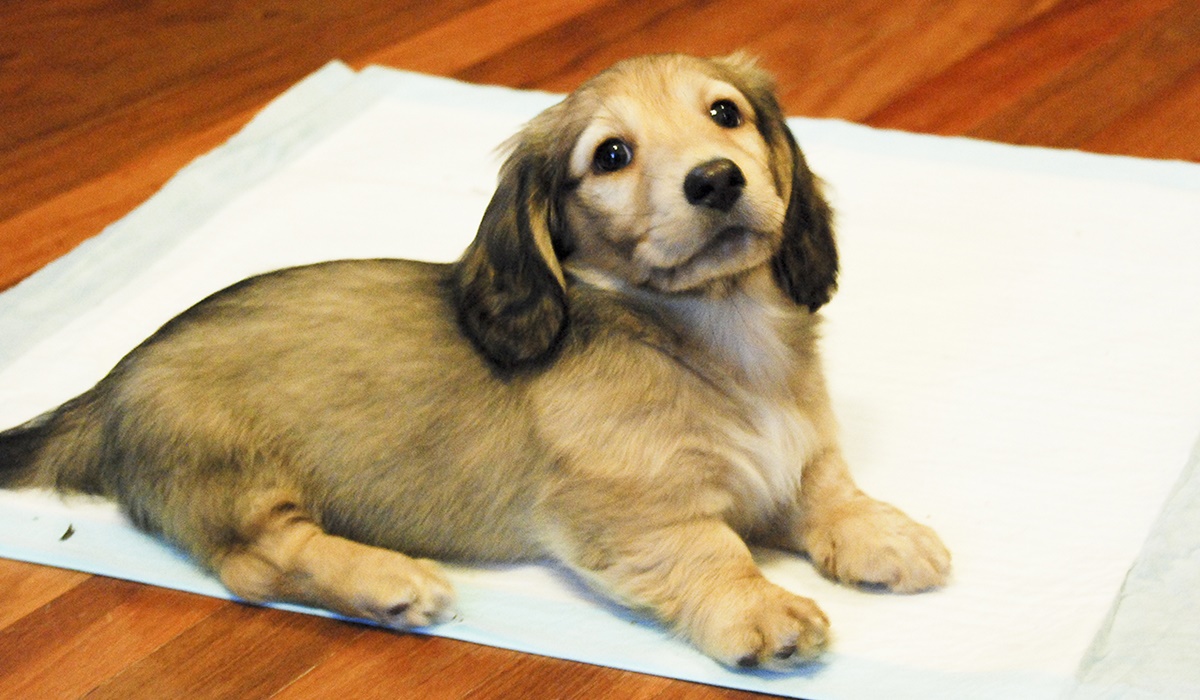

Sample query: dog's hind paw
[218,524,458,628]
[341,552,457,628]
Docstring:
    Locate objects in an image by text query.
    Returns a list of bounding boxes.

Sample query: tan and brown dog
[0,53,949,669]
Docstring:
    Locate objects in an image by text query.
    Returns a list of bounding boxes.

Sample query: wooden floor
[0,1,1197,698]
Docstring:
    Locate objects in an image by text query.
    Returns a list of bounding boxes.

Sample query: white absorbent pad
[1,63,1198,700]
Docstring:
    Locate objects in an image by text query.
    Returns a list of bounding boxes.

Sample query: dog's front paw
[803,498,950,593]
[688,579,830,670]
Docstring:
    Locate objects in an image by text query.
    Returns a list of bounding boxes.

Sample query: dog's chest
[675,292,818,513]
[716,391,814,524]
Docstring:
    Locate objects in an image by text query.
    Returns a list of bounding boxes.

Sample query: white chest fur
[718,397,814,527]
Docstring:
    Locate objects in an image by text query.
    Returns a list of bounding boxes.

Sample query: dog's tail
[0,391,108,494]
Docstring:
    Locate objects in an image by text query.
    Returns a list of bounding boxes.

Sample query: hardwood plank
[0,559,90,629]
[0,0,480,222]
[1081,62,1200,161]
[968,0,1200,149]
[453,0,700,89]
[462,652,614,699]
[863,0,1177,136]
[380,638,531,699]
[567,665,767,700]
[364,0,615,76]
[272,631,519,699]
[751,0,1065,120]
[516,0,825,91]
[0,576,222,699]
[85,602,362,700]
[568,669,686,700]
[0,575,140,681]
[269,625,766,700]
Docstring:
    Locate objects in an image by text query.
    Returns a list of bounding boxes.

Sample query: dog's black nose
[684,158,746,212]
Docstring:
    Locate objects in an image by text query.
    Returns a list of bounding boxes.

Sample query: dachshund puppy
[0,53,949,669]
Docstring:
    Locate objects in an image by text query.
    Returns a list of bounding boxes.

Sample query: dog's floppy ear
[713,53,838,311]
[772,130,838,311]
[453,143,570,371]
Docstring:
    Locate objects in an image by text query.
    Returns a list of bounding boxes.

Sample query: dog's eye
[593,138,634,173]
[709,99,743,128]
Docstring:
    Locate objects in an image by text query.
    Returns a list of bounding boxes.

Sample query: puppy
[0,53,949,669]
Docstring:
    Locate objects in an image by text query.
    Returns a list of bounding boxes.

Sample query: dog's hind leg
[96,391,457,628]
[212,492,456,628]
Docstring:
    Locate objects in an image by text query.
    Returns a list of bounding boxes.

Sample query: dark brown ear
[711,53,838,311]
[772,130,838,311]
[453,150,570,371]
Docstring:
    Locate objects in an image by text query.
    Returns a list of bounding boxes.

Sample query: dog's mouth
[645,226,774,292]
[704,225,757,258]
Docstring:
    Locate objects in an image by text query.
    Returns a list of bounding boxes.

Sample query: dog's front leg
[792,449,951,593]
[539,484,829,669]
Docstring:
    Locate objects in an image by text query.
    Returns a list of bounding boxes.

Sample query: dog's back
[0,258,548,564]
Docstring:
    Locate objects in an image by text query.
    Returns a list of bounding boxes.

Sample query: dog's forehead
[600,61,745,121]
[565,59,756,176]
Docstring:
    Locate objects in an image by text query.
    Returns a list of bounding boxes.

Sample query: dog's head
[453,53,837,370]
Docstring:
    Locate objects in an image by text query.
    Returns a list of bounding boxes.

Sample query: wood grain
[865,0,1182,136]
[0,577,225,699]
[85,605,359,700]
[0,559,91,630]
[1,1,1197,698]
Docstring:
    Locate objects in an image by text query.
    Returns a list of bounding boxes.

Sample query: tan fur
[0,54,949,670]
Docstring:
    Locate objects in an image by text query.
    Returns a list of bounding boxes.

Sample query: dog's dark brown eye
[593,138,633,173]
[709,99,743,128]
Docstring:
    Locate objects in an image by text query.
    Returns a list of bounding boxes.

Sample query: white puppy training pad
[2,63,1199,699]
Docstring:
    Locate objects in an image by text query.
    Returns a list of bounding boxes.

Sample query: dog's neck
[663,267,810,388]
[568,263,812,390]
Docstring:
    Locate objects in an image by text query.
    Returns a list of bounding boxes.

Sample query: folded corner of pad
[1069,435,1200,698]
